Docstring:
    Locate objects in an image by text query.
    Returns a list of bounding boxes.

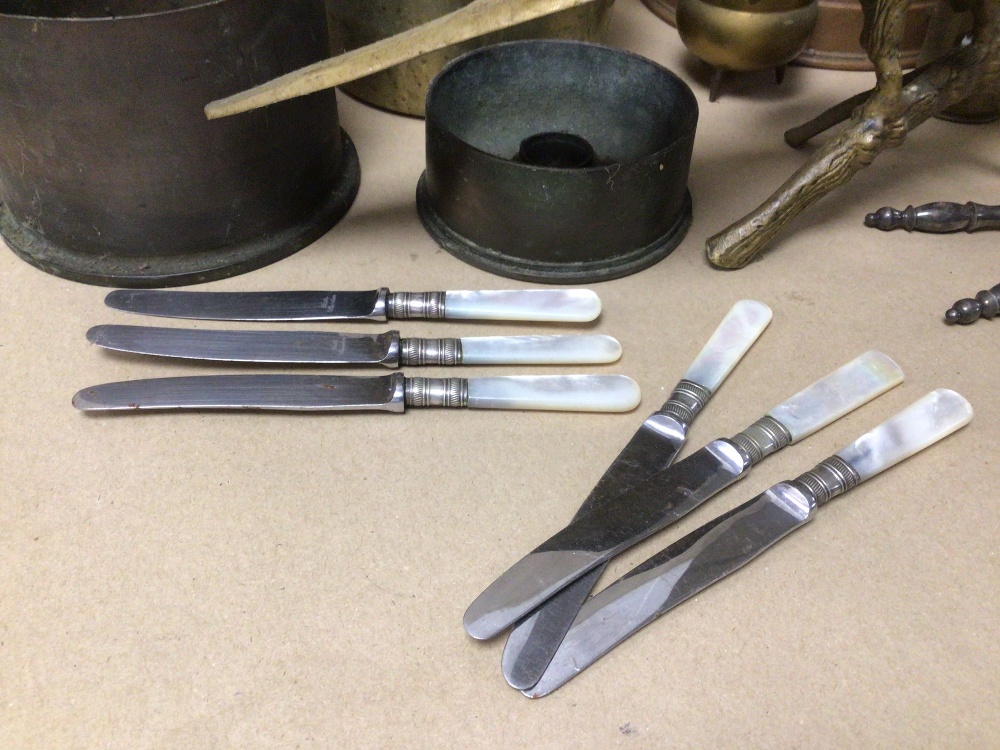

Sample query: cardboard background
[2,2,998,746]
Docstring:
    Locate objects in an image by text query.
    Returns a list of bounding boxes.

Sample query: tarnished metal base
[1,132,360,288]
[417,174,692,284]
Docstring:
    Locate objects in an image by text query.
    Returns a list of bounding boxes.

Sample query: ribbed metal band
[386,291,447,320]
[730,415,793,466]
[793,456,861,506]
[660,379,712,426]
[404,377,468,408]
[400,338,463,366]
[975,288,1000,319]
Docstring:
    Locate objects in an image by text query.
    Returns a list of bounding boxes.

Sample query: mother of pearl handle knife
[463,351,904,641]
[501,299,772,689]
[104,288,601,323]
[85,326,622,367]
[72,374,641,413]
[526,389,973,697]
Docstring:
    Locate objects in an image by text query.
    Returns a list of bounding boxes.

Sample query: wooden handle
[204,0,599,120]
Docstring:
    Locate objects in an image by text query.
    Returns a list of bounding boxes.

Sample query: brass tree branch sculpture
[706,0,1000,269]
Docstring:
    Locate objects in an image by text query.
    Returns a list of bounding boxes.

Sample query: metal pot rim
[425,39,699,173]
[0,0,228,22]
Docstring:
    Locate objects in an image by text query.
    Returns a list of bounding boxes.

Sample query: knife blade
[87,325,622,367]
[525,389,973,697]
[104,288,601,323]
[463,351,904,641]
[72,373,641,413]
[501,299,772,689]
[85,325,623,367]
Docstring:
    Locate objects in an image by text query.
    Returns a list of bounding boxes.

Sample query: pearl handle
[466,375,640,412]
[836,389,973,481]
[443,290,601,322]
[459,335,621,365]
[767,351,904,443]
[681,300,772,392]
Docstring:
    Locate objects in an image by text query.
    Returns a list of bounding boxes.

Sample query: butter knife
[501,299,771,689]
[86,326,623,367]
[526,389,973,696]
[464,351,904,641]
[104,288,601,323]
[72,374,641,413]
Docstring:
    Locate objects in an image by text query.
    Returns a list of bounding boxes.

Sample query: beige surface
[2,2,998,747]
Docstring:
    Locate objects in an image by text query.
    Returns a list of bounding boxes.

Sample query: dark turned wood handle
[865,202,1000,233]
[946,283,1000,325]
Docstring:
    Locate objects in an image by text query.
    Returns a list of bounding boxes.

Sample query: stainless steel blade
[501,412,688,688]
[582,413,688,512]
[464,439,750,641]
[104,289,387,322]
[72,373,406,412]
[87,325,398,366]
[525,482,816,697]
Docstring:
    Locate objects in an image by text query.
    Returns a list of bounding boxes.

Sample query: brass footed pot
[329,0,614,116]
[676,0,819,72]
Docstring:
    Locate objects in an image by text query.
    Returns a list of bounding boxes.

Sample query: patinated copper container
[0,0,360,287]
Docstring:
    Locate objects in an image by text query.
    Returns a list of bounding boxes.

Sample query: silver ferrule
[386,291,447,320]
[404,377,469,408]
[370,288,390,320]
[660,379,712,426]
[792,455,861,506]
[400,337,463,366]
[729,415,792,466]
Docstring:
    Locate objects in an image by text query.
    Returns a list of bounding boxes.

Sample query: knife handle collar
[386,290,446,320]
[729,415,792,466]
[400,337,462,366]
[404,377,469,408]
[660,379,712,427]
[791,456,861,506]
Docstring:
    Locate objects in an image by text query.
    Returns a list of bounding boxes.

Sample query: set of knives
[74,287,642,414]
[463,303,973,697]
[73,288,974,698]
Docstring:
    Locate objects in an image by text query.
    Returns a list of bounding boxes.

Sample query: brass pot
[329,0,615,116]
[676,0,818,73]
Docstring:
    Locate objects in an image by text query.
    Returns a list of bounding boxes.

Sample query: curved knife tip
[520,685,550,699]
[85,325,105,344]
[462,620,490,641]
[503,669,539,692]
[104,289,131,307]
[71,389,93,410]
[463,608,504,641]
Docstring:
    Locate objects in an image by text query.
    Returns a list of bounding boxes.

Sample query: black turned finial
[864,205,911,231]
[866,202,1000,233]
[945,284,1000,325]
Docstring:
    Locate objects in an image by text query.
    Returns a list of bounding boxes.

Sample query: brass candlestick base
[706,0,1000,269]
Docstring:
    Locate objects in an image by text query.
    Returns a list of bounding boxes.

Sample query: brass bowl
[329,0,614,116]
[676,0,819,72]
